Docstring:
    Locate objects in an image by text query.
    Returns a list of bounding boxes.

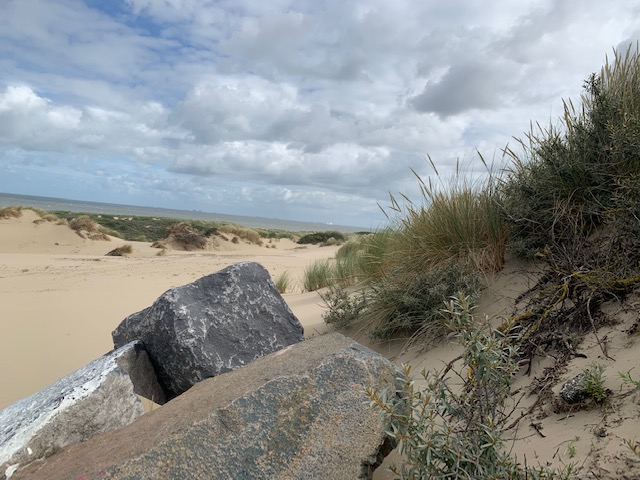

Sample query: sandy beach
[0,209,337,409]
[2,209,640,478]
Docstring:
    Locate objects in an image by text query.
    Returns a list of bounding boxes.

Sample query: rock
[559,373,588,404]
[14,333,402,480]
[112,262,304,400]
[0,341,164,479]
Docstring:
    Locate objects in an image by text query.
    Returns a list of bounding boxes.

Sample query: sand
[2,209,639,478]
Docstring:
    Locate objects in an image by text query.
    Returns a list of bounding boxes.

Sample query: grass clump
[274,271,293,294]
[69,215,110,240]
[0,206,23,219]
[302,259,335,292]
[389,158,508,274]
[321,161,505,341]
[165,222,207,250]
[105,244,133,257]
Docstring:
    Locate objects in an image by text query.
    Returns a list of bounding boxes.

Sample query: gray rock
[15,333,402,480]
[112,262,304,400]
[0,341,163,479]
[559,373,588,404]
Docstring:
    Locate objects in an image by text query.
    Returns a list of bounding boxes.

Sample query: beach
[0,209,338,409]
[2,208,640,478]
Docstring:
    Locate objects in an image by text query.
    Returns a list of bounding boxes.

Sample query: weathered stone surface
[560,373,588,404]
[112,261,304,400]
[15,333,402,480]
[0,341,163,479]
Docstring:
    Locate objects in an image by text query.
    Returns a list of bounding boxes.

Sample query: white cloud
[1,0,640,227]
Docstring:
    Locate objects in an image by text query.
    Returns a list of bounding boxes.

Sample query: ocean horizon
[0,192,369,233]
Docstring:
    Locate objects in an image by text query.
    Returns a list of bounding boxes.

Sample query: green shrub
[363,262,479,340]
[368,295,576,479]
[320,286,368,330]
[297,231,346,245]
[501,46,640,257]
[580,363,609,403]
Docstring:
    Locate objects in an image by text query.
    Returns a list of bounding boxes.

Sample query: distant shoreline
[0,192,369,233]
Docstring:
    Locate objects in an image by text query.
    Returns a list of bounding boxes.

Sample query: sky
[1,1,639,228]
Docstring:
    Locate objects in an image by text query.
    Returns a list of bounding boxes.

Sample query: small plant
[302,259,334,292]
[320,285,367,330]
[565,436,580,459]
[105,244,133,257]
[623,438,640,460]
[618,369,640,389]
[274,271,292,294]
[581,363,609,403]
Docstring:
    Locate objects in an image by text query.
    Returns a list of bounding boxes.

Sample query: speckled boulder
[112,262,304,401]
[0,341,163,479]
[15,333,403,480]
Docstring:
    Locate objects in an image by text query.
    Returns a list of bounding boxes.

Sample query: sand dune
[2,209,640,478]
[0,210,337,408]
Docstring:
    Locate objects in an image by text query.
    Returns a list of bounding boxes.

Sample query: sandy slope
[1,209,640,478]
[0,210,336,409]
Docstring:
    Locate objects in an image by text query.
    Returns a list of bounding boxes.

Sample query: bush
[320,286,368,330]
[220,224,263,245]
[501,46,640,258]
[362,262,479,340]
[297,231,346,245]
[369,295,575,479]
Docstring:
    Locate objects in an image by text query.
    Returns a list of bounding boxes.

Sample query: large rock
[112,262,304,400]
[1,341,164,479]
[14,333,402,480]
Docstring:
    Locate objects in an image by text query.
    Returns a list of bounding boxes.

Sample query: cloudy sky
[1,1,639,228]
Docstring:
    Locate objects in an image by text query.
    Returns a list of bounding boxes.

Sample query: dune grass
[322,46,640,349]
[0,206,23,219]
[274,271,293,294]
[302,259,335,292]
[319,160,506,340]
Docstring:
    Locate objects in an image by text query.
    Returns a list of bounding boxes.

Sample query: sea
[0,192,368,233]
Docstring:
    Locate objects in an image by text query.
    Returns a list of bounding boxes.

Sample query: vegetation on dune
[274,270,293,294]
[68,215,110,240]
[105,244,134,257]
[319,47,640,477]
[50,211,280,247]
[0,205,23,219]
[297,231,346,245]
[320,161,504,341]
[369,296,576,479]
